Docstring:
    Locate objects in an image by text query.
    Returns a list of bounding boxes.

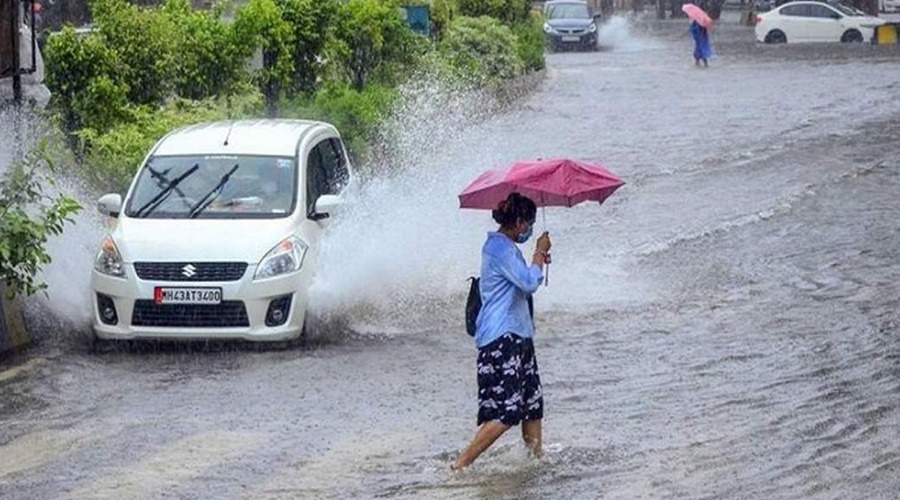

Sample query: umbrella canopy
[458,158,624,210]
[682,3,713,29]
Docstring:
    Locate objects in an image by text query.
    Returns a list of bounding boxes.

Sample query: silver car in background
[543,0,600,52]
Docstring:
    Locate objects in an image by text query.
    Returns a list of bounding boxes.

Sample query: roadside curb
[0,285,29,357]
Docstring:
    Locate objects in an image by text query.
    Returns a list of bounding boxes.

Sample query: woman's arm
[496,246,544,294]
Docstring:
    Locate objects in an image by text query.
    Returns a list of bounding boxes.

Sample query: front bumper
[91,263,311,342]
[546,31,598,50]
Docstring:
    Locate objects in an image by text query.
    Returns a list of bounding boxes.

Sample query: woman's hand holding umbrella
[533,232,552,281]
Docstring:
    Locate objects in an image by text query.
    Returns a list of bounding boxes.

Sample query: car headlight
[94,235,126,278]
[254,236,308,280]
[589,23,597,33]
[543,22,556,34]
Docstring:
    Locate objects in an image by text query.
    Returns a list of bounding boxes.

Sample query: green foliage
[457,0,531,24]
[77,93,264,192]
[430,0,456,40]
[277,0,341,96]
[233,0,295,114]
[90,0,177,105]
[284,83,398,163]
[0,141,82,299]
[45,0,250,131]
[161,0,250,100]
[512,12,546,72]
[439,16,524,84]
[331,0,420,91]
[44,27,130,132]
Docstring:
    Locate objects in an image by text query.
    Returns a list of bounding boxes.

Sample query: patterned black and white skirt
[476,333,544,426]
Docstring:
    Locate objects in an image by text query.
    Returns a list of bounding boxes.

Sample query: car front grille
[559,28,586,34]
[131,300,250,328]
[134,262,248,282]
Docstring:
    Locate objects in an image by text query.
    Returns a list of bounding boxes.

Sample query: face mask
[517,224,534,244]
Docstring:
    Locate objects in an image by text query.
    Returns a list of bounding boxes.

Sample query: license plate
[562,35,580,42]
[154,287,222,305]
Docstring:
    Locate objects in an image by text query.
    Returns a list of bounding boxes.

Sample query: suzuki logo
[182,264,197,278]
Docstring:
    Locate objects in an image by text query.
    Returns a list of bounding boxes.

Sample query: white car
[755,1,886,43]
[91,120,351,343]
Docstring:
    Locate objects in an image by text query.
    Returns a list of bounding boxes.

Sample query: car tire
[841,29,863,43]
[764,30,787,44]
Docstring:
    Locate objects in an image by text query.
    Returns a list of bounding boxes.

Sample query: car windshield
[546,3,591,19]
[124,155,296,219]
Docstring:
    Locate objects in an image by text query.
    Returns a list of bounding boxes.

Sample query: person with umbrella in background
[453,159,624,470]
[683,3,714,67]
[452,192,552,470]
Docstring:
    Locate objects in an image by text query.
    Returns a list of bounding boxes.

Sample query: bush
[90,0,178,106]
[161,0,250,100]
[46,0,250,131]
[457,0,531,25]
[439,16,523,84]
[512,12,546,72]
[331,0,422,91]
[44,27,131,132]
[0,141,82,298]
[283,83,398,163]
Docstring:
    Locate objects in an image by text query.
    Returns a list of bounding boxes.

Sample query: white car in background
[755,1,886,43]
[881,0,900,13]
[91,120,351,343]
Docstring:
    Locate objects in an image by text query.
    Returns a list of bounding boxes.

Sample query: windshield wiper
[133,164,200,218]
[188,164,240,219]
[148,166,194,208]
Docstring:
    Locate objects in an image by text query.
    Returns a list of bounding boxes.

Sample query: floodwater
[2,14,900,500]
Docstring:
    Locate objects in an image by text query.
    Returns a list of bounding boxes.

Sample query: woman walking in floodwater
[453,192,552,470]
[690,19,713,67]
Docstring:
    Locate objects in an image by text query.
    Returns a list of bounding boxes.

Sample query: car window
[323,138,350,194]
[546,3,591,19]
[306,143,328,216]
[780,4,811,16]
[810,4,839,17]
[306,138,348,216]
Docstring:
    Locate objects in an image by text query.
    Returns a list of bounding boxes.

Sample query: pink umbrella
[458,158,624,210]
[459,158,624,285]
[682,3,713,29]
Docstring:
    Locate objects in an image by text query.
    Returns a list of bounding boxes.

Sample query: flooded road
[3,16,900,499]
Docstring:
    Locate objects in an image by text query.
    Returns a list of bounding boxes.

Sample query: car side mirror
[593,12,604,20]
[97,193,122,218]
[311,194,342,220]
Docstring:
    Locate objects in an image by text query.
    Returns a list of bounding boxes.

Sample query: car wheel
[764,30,787,44]
[841,29,863,43]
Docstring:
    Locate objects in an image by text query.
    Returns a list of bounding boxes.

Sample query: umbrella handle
[544,253,551,286]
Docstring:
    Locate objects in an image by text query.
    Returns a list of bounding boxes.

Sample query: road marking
[242,428,427,499]
[0,425,117,480]
[0,357,46,384]
[66,430,265,500]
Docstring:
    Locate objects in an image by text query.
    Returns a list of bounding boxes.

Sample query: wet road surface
[2,15,900,500]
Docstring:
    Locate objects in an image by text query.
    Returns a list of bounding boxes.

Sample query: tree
[0,140,82,299]
[233,0,294,116]
[332,0,417,91]
[279,0,340,96]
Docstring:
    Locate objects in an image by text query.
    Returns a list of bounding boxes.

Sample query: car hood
[110,217,299,263]
[547,18,595,29]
